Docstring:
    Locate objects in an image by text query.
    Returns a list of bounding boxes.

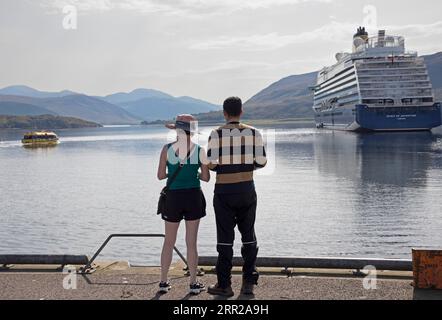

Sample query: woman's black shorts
[162,188,206,223]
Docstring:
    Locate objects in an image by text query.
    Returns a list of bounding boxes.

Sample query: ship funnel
[354,26,368,41]
[353,26,368,53]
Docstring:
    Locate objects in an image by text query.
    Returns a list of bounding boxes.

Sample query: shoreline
[142,118,315,127]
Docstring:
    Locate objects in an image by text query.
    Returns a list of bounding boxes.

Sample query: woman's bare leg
[185,219,200,284]
[160,221,180,283]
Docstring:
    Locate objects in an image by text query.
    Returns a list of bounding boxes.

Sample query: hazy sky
[1,0,441,104]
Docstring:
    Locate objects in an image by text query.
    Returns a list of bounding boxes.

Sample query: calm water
[1,124,442,265]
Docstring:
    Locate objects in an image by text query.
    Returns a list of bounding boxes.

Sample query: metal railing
[0,254,88,266]
[80,234,188,273]
[199,256,412,272]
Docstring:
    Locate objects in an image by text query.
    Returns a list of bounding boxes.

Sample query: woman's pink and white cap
[165,114,198,133]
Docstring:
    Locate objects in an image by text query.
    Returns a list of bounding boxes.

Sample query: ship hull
[315,104,442,132]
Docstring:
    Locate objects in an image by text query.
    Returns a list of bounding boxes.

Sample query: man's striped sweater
[207,122,267,194]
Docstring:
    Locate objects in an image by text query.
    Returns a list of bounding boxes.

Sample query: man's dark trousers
[213,190,259,288]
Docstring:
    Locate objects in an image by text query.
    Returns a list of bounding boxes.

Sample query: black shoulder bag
[157,148,192,215]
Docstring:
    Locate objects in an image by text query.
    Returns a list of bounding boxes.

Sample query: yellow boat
[21,131,59,147]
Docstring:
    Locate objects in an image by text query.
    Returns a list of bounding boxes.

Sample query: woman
[157,114,210,295]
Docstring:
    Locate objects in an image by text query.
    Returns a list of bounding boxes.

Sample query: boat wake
[0,141,21,148]
[60,132,168,143]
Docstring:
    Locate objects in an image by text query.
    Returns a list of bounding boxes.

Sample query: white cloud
[385,21,442,39]
[185,60,277,74]
[190,20,442,51]
[181,58,329,78]
[41,0,334,16]
[190,21,355,51]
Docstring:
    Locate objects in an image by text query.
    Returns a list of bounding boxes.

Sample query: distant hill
[177,96,219,109]
[195,72,316,121]
[0,94,140,125]
[0,101,56,116]
[0,85,77,98]
[0,114,102,129]
[102,88,173,105]
[107,90,221,121]
[242,72,316,119]
[197,52,442,121]
[40,95,140,125]
[119,97,219,121]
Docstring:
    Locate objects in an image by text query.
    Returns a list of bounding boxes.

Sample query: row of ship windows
[316,76,431,100]
[314,96,435,111]
[317,66,355,88]
[358,76,430,82]
[314,93,360,106]
[315,75,356,96]
[358,71,428,77]
[361,98,434,105]
[316,112,344,117]
[359,84,431,89]
[315,84,358,101]
[361,89,432,97]
[315,85,433,104]
[363,106,439,113]
[315,69,431,98]
[358,57,422,64]
[316,106,438,118]
[357,65,426,71]
[319,59,426,87]
[317,77,431,97]
[319,62,426,87]
[313,99,360,112]
[358,73,428,79]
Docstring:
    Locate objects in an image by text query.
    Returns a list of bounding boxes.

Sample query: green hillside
[0,115,102,129]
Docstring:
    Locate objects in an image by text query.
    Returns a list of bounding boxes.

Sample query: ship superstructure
[313,27,441,131]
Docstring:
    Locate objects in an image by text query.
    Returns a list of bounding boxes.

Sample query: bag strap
[164,146,192,191]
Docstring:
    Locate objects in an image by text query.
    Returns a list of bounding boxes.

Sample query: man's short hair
[223,97,242,117]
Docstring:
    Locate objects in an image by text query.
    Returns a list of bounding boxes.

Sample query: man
[206,97,267,297]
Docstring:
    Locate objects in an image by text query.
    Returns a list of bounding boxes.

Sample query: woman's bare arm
[199,147,210,182]
[157,145,168,180]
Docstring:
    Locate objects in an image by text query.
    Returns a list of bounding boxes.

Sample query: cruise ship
[313,27,441,131]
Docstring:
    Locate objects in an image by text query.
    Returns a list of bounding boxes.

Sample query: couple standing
[157,97,267,297]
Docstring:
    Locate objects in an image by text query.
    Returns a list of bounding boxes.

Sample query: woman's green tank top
[166,144,201,190]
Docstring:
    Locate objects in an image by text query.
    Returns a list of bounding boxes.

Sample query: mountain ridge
[0,86,220,124]
[102,88,173,105]
[0,85,77,98]
[101,88,221,121]
[0,94,140,125]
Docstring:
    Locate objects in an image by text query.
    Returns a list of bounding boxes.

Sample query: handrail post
[80,234,188,273]
[82,235,114,271]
